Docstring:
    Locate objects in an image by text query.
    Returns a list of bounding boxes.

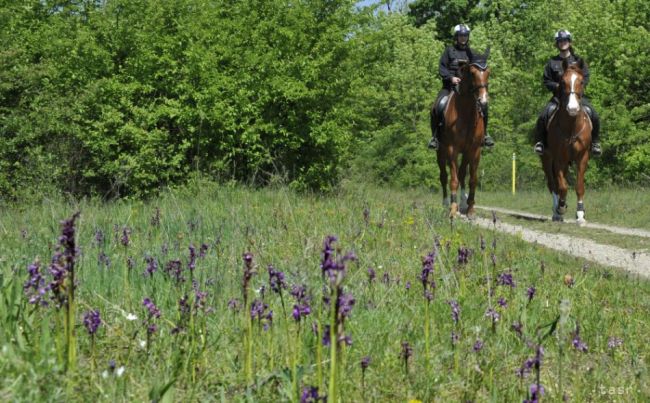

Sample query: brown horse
[433,49,490,218]
[541,58,592,225]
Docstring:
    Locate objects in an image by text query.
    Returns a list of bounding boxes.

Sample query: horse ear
[562,58,569,72]
[577,57,585,71]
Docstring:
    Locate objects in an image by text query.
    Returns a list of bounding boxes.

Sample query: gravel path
[464,206,650,278]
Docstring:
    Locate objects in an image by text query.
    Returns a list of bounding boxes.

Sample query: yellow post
[512,153,517,194]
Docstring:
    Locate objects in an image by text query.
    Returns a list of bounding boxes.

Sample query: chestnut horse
[433,49,490,218]
[540,58,592,225]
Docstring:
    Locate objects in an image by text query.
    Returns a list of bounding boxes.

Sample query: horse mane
[561,56,585,74]
[469,47,490,70]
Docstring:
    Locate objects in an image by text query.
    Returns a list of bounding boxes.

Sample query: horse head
[559,58,586,116]
[466,49,490,107]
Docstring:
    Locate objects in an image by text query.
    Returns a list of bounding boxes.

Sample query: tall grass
[0,181,648,401]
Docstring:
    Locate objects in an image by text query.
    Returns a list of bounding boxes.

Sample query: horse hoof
[576,218,586,227]
[449,203,458,218]
[466,209,476,220]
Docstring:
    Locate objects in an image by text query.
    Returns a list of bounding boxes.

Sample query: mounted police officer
[534,30,602,156]
[428,24,495,150]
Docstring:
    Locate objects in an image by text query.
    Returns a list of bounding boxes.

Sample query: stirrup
[482,135,495,148]
[591,142,602,156]
[534,142,544,155]
[428,137,439,150]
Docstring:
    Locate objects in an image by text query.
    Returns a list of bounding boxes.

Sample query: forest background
[1,0,648,201]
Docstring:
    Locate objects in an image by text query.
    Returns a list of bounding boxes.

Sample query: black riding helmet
[554,29,572,42]
[453,24,471,39]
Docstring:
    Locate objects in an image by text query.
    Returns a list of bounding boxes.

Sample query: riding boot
[428,131,439,150]
[533,116,546,155]
[481,107,495,148]
[590,112,602,156]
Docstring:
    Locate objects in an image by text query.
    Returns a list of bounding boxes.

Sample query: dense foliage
[1,0,648,199]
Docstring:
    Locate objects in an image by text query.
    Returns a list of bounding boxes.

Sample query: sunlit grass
[0,181,648,401]
[477,187,650,230]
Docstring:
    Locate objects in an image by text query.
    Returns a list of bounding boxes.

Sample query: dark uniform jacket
[439,44,473,89]
[543,54,590,93]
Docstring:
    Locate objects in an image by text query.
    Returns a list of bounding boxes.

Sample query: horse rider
[533,29,602,156]
[428,24,495,150]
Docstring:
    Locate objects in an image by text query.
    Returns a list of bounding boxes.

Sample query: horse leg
[542,155,561,221]
[458,154,469,214]
[575,152,589,226]
[556,164,569,218]
[437,149,449,207]
[448,151,460,218]
[466,149,481,219]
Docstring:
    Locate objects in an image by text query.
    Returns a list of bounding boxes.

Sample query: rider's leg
[481,104,495,148]
[534,99,557,155]
[428,88,450,149]
[583,99,602,156]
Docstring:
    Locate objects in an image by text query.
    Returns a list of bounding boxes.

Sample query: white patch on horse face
[566,73,580,115]
[478,71,488,104]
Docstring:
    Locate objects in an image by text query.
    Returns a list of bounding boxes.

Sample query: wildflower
[406,281,411,291]
[420,251,436,297]
[83,310,102,335]
[361,356,371,371]
[143,298,161,318]
[165,259,184,283]
[199,243,209,258]
[320,236,356,285]
[242,252,255,305]
[300,386,324,403]
[337,292,355,318]
[447,300,461,324]
[400,341,413,364]
[473,339,484,352]
[524,383,545,403]
[227,298,241,312]
[485,307,500,323]
[250,299,266,320]
[572,335,588,352]
[497,297,508,308]
[292,303,311,322]
[179,295,191,315]
[24,259,47,306]
[457,246,471,264]
[322,324,331,346]
[144,255,157,277]
[120,227,131,247]
[94,229,104,246]
[367,267,376,284]
[268,265,287,293]
[607,336,623,350]
[188,244,196,271]
[526,286,536,302]
[98,252,111,268]
[497,271,515,288]
[511,321,523,337]
[451,331,459,346]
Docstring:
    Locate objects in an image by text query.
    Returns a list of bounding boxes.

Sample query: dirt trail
[464,206,650,278]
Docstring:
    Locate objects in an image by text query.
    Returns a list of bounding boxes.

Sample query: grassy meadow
[0,181,648,402]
